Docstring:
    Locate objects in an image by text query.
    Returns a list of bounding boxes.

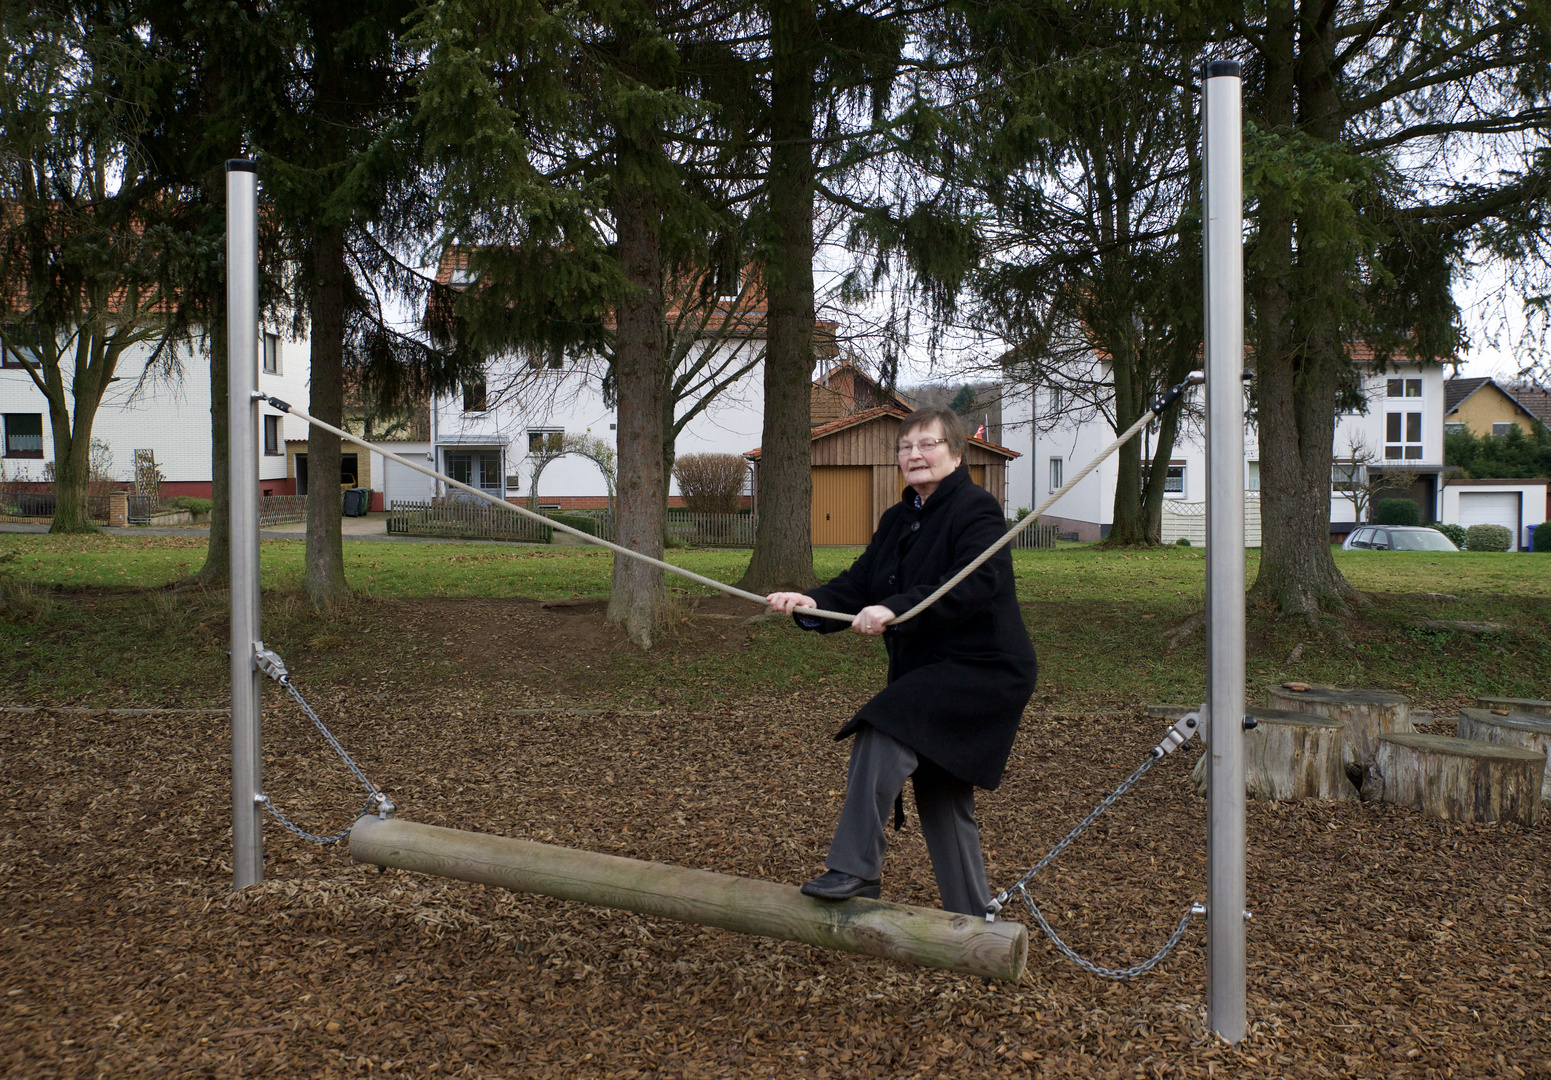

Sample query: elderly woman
[766,408,1037,916]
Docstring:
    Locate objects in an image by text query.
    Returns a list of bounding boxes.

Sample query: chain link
[993,743,1202,980]
[278,678,380,800]
[1017,886,1199,980]
[254,668,385,845]
[259,793,379,845]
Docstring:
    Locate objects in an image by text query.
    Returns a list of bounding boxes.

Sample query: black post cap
[225,158,258,173]
[1204,60,1241,79]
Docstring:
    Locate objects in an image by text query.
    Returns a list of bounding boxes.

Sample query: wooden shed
[747,406,1020,545]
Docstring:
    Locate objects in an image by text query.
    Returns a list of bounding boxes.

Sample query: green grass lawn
[0,533,1546,710]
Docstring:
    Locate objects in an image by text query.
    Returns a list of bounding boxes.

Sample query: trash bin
[1528,524,1539,552]
[342,487,371,517]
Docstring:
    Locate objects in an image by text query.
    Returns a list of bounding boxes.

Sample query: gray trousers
[824,724,992,916]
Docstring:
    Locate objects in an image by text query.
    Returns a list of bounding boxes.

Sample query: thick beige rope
[264,373,1198,627]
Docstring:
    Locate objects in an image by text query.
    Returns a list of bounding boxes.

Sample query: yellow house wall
[1449,386,1536,437]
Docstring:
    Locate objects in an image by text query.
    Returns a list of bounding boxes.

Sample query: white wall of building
[0,325,311,489]
[429,343,766,502]
[1006,359,1447,538]
[1440,481,1547,552]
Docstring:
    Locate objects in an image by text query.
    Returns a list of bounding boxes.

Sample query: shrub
[545,511,597,537]
[672,454,748,514]
[1535,520,1551,552]
[1429,522,1467,548]
[1175,537,1191,547]
[171,496,213,515]
[1464,523,1512,552]
[1374,498,1420,526]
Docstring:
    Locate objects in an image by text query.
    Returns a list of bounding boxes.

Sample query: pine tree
[1238,1,1551,617]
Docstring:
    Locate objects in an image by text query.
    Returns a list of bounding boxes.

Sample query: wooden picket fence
[386,499,553,543]
[1006,521,1059,549]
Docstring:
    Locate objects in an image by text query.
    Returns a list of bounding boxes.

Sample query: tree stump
[1457,708,1551,802]
[1476,696,1551,718]
[1188,708,1352,801]
[1366,733,1543,825]
[1265,684,1411,768]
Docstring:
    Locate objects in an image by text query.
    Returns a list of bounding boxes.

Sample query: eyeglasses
[897,438,947,456]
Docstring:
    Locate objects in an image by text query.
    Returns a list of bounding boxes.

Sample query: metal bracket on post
[1152,707,1204,758]
[253,642,289,684]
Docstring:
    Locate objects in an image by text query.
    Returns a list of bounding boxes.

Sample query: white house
[1001,352,1545,548]
[414,252,776,510]
[419,351,767,510]
[0,326,312,499]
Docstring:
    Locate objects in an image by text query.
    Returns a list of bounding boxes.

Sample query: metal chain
[1017,887,1200,980]
[259,792,380,845]
[252,656,387,845]
[990,714,1205,979]
[277,678,381,800]
[1007,755,1158,894]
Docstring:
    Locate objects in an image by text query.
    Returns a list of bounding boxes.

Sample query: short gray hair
[897,408,967,458]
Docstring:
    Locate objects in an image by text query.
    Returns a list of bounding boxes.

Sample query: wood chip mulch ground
[3,601,1549,1079]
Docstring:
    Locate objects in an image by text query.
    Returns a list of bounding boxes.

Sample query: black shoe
[800,869,882,901]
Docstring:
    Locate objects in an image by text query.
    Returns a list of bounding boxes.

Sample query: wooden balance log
[1366,734,1544,825]
[1457,708,1551,802]
[1476,696,1551,718]
[1265,684,1411,768]
[350,816,1028,982]
[1185,707,1353,801]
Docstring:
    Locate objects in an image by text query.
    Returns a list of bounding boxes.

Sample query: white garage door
[383,456,436,506]
[1458,492,1522,550]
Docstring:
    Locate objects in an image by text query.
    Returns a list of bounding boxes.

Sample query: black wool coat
[798,464,1037,790]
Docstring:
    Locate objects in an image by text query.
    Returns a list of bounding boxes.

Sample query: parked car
[1341,525,1459,552]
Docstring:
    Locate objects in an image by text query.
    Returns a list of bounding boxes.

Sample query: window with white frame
[1331,460,1367,490]
[1141,462,1186,495]
[1385,410,1423,459]
[4,413,43,458]
[262,331,280,374]
[1386,378,1422,398]
[1048,456,1063,492]
[462,376,487,412]
[1246,461,1260,491]
[528,428,564,455]
[1492,421,1514,437]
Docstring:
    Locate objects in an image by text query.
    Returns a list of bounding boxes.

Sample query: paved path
[0,514,545,546]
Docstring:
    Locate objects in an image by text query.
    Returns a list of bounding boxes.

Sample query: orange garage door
[812,466,873,545]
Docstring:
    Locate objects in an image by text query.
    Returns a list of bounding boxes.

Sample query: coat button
[889,575,896,584]
[911,522,920,532]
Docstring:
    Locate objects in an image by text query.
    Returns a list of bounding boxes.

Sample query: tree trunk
[1141,395,1183,540]
[606,180,668,647]
[1246,0,1363,617]
[350,815,1029,981]
[1105,340,1150,545]
[45,342,103,535]
[48,425,96,533]
[304,226,348,609]
[738,0,818,594]
[189,313,230,585]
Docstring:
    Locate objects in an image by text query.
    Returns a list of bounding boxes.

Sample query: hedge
[1464,523,1512,552]
[1429,522,1467,548]
[1374,498,1420,526]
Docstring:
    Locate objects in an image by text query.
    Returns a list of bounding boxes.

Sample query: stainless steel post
[227,159,263,890]
[1202,60,1246,1043]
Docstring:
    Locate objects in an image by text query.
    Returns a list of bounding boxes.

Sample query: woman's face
[897,419,962,496]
